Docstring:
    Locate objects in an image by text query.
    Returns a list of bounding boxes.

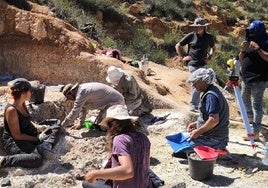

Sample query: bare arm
[175,43,183,61]
[84,155,134,183]
[6,106,39,142]
[190,114,219,139]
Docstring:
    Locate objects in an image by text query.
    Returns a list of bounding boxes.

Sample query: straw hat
[99,105,138,126]
[106,66,124,83]
[62,83,78,97]
[190,18,210,27]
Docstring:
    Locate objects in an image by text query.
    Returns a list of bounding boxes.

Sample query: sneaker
[37,142,56,160]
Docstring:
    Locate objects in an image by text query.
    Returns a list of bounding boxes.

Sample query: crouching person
[0,78,60,168]
[81,105,152,188]
[173,68,230,159]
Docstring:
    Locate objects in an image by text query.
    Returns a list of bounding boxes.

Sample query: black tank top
[3,103,38,139]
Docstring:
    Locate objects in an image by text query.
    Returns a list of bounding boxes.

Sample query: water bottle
[262,142,268,166]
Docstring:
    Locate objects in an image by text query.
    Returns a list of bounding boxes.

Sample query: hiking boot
[242,133,260,141]
[37,142,56,160]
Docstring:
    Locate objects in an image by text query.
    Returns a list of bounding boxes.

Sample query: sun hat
[190,18,210,27]
[106,66,124,84]
[187,68,216,85]
[10,78,32,92]
[99,104,138,126]
[62,83,78,97]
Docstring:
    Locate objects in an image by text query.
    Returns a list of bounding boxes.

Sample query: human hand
[240,41,249,52]
[182,56,192,61]
[70,124,82,130]
[190,129,200,139]
[37,125,49,133]
[84,171,97,183]
[187,122,196,132]
[248,41,260,51]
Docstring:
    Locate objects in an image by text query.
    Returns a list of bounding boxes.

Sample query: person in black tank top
[0,78,60,168]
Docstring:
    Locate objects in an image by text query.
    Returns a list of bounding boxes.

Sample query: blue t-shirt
[205,93,220,115]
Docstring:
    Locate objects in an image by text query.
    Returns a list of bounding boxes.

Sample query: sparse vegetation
[27,0,267,81]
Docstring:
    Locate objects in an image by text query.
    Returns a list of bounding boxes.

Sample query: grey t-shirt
[62,82,124,127]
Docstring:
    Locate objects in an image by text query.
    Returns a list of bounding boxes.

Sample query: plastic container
[84,120,93,129]
[30,84,46,104]
[262,142,268,166]
[188,152,216,181]
[166,133,191,153]
[138,55,149,75]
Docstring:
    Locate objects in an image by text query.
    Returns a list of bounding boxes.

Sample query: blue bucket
[166,133,191,153]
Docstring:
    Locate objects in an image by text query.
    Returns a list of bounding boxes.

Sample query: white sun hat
[106,66,124,84]
[100,105,138,126]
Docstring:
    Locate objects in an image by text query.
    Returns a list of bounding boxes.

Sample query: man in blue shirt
[173,68,229,159]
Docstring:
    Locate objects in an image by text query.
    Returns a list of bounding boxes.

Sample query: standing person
[106,66,152,116]
[239,19,268,141]
[175,17,216,112]
[81,104,152,188]
[61,82,125,130]
[1,78,60,168]
[173,68,229,158]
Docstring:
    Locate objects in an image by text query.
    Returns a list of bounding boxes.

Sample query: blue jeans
[241,81,266,134]
[188,65,207,108]
[190,135,228,150]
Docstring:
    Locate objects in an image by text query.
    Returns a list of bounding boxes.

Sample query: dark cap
[10,78,32,92]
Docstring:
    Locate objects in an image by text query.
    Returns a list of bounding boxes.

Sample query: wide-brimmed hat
[99,105,138,127]
[190,18,210,27]
[187,68,216,85]
[10,78,32,92]
[106,66,124,84]
[62,83,78,97]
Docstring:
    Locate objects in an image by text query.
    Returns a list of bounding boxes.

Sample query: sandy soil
[1,63,268,187]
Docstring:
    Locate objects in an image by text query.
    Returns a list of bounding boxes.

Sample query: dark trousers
[82,179,110,188]
[2,122,60,168]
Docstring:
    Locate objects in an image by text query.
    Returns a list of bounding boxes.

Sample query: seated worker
[106,66,152,116]
[61,82,125,130]
[174,68,229,158]
[81,105,152,188]
[1,78,60,168]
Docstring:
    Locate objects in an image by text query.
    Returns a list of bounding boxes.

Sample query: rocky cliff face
[0,0,187,109]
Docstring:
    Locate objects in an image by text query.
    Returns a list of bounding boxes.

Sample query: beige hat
[190,18,210,27]
[106,66,124,83]
[99,105,138,126]
[62,83,78,97]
